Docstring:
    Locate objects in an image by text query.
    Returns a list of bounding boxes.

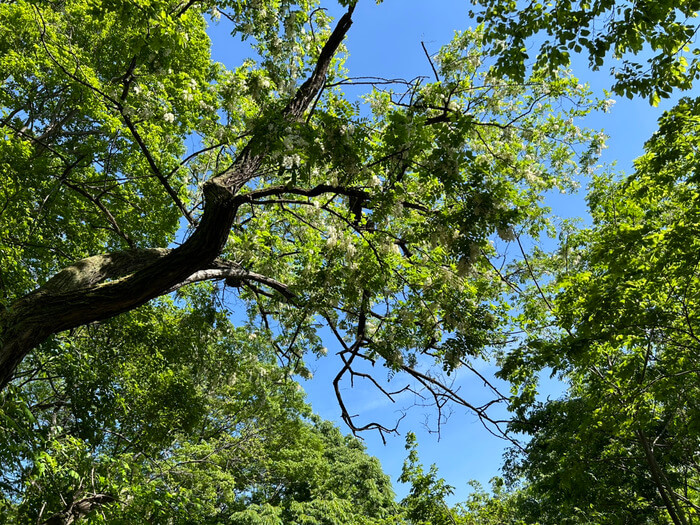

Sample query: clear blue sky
[208,0,694,504]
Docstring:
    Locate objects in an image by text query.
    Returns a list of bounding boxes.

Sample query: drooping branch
[331,290,403,442]
[398,363,516,446]
[0,7,356,391]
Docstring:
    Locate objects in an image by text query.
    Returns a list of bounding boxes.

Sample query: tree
[0,286,398,522]
[398,432,458,525]
[0,0,605,437]
[470,0,700,103]
[457,1,700,522]
[501,98,700,524]
[397,432,529,525]
[505,397,668,524]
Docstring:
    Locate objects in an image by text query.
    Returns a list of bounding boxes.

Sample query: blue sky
[208,0,696,504]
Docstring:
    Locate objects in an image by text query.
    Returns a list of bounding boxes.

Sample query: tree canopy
[471,0,700,103]
[499,96,700,525]
[1,290,398,522]
[4,0,700,523]
[465,2,700,523]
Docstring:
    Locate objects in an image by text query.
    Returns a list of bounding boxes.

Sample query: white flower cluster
[298,367,313,380]
[182,78,198,102]
[367,173,382,187]
[326,225,357,257]
[523,165,542,185]
[282,127,307,153]
[429,223,463,249]
[496,225,516,242]
[282,154,301,170]
[198,100,215,112]
[594,131,608,155]
[246,74,272,100]
[602,98,616,113]
[367,92,391,115]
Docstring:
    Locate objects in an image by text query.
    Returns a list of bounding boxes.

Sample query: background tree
[0,285,398,523]
[458,2,700,522]
[500,98,700,524]
[397,433,528,525]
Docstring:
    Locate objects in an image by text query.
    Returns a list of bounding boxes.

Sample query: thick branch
[167,259,296,301]
[234,183,368,206]
[284,4,355,120]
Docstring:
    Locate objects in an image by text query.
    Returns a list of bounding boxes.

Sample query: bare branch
[421,41,440,83]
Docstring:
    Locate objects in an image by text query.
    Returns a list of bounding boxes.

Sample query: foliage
[397,433,529,525]
[0,0,606,435]
[455,0,700,521]
[1,0,648,522]
[501,97,700,524]
[398,432,457,525]
[0,286,397,522]
[469,0,700,103]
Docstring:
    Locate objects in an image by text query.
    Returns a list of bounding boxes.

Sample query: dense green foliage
[398,433,527,525]
[0,289,399,522]
[500,98,700,525]
[471,0,700,103]
[461,2,700,524]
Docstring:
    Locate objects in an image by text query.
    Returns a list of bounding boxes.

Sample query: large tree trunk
[0,7,354,391]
